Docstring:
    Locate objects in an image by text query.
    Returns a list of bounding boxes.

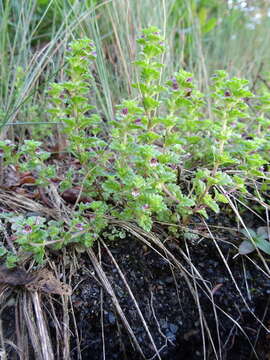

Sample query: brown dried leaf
[25,269,72,296]
[0,266,72,296]
[61,187,92,204]
[0,265,35,286]
[20,175,36,185]
[19,171,32,178]
[2,165,20,188]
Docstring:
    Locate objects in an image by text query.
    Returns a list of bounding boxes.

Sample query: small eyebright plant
[0,27,269,266]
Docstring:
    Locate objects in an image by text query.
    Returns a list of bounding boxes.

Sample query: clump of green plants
[0,26,269,267]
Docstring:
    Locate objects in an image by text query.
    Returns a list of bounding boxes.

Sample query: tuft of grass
[0,0,111,133]
[2,1,270,131]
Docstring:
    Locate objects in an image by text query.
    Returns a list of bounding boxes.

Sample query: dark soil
[1,220,270,360]
[69,225,270,360]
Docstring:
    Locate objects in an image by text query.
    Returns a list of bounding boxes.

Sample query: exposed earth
[69,220,270,359]
[1,216,270,360]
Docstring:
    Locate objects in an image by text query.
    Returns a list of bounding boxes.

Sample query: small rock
[164,276,174,284]
[108,312,116,324]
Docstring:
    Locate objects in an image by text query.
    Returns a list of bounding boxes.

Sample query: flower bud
[75,223,84,231]
[142,204,150,210]
[150,158,158,167]
[131,189,140,197]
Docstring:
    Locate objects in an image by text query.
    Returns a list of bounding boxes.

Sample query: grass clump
[0,26,269,267]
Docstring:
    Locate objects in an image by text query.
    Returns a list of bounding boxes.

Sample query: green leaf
[0,247,7,257]
[180,196,195,207]
[186,136,202,144]
[214,189,229,203]
[197,208,208,218]
[198,7,208,26]
[89,201,107,213]
[240,228,257,239]
[203,194,220,213]
[195,179,206,194]
[147,194,167,212]
[6,254,18,268]
[239,240,255,255]
[138,215,153,232]
[143,96,159,111]
[256,227,268,238]
[256,239,270,255]
[138,131,160,143]
[202,17,217,34]
[215,172,234,186]
[102,178,121,193]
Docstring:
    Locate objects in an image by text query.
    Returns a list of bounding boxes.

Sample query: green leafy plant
[46,28,269,232]
[0,27,269,266]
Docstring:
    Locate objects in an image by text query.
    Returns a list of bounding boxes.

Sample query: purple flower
[132,189,140,197]
[171,78,178,90]
[122,108,128,115]
[142,204,150,210]
[150,158,158,167]
[75,223,84,231]
[186,77,193,83]
[134,118,142,124]
[23,225,32,234]
[224,91,231,97]
[91,51,97,57]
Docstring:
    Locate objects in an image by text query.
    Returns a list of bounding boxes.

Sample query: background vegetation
[2,0,270,130]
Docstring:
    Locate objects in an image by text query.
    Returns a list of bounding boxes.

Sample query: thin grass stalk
[87,247,146,358]
[100,239,162,360]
